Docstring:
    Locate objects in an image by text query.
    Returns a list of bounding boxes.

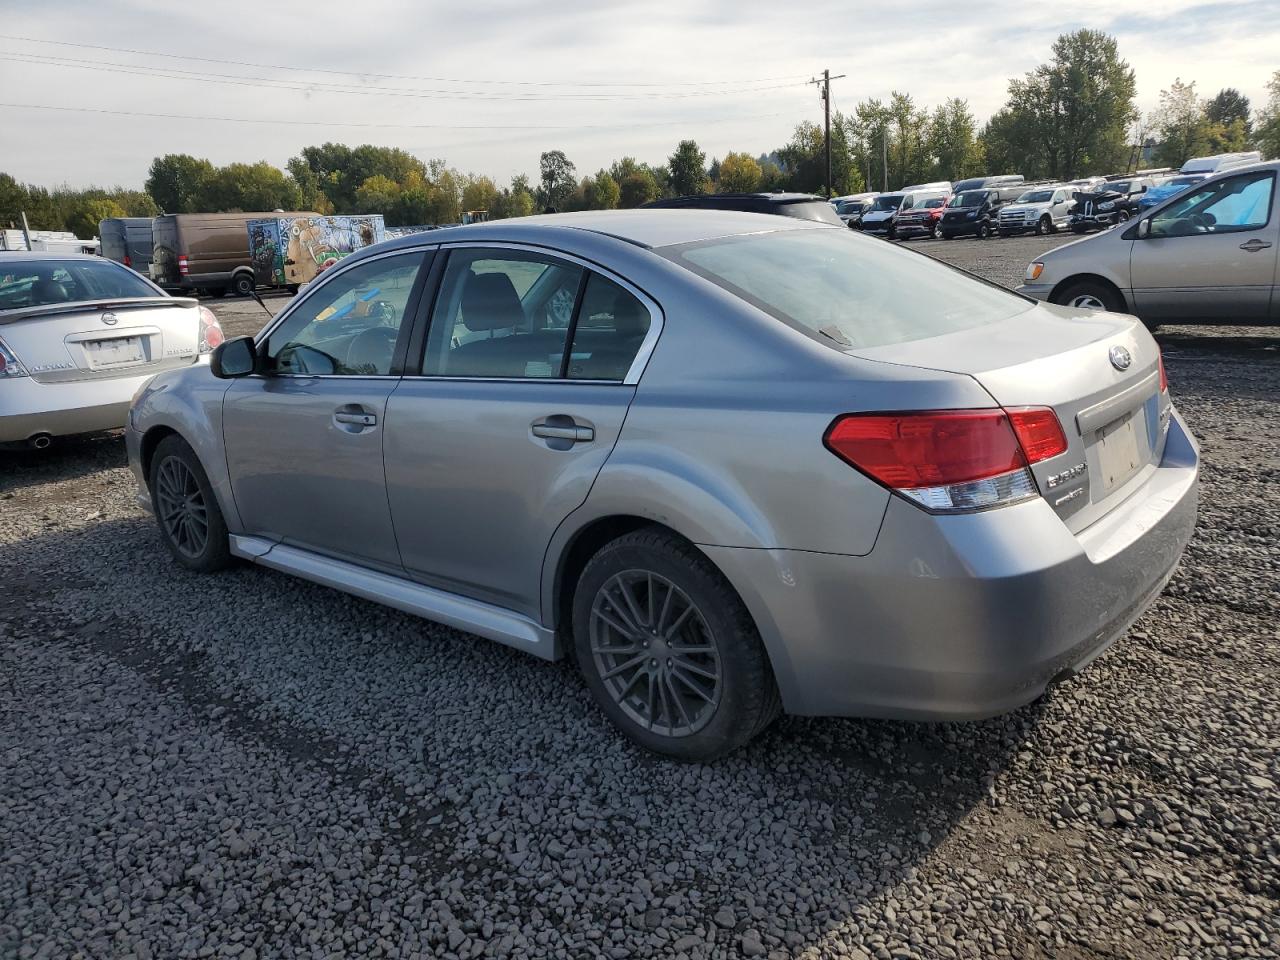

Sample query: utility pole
[808,69,846,197]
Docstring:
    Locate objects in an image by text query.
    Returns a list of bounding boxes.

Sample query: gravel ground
[2,236,1277,960]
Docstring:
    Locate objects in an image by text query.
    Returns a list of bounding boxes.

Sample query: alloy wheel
[589,570,722,737]
[155,455,209,559]
[1069,293,1107,310]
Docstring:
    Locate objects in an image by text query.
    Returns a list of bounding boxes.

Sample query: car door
[1130,169,1277,322]
[1052,189,1072,225]
[222,248,432,570]
[383,245,659,621]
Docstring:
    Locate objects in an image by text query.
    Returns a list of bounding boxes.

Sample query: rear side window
[567,275,651,380]
[0,259,157,311]
[664,228,1031,349]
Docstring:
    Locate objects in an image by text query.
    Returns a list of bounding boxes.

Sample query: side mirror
[1137,219,1151,240]
[210,336,257,378]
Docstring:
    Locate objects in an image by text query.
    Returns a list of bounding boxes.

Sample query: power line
[0,51,809,103]
[0,100,790,132]
[0,33,811,89]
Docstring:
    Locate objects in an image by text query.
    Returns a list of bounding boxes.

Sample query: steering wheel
[344,326,398,375]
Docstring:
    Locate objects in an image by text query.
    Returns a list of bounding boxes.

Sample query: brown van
[150,211,317,297]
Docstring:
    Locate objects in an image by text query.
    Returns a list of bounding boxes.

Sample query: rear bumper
[0,373,152,443]
[704,410,1199,719]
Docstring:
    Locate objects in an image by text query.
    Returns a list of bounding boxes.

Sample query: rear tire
[149,435,232,573]
[231,273,255,298]
[572,528,780,761]
[1052,279,1125,313]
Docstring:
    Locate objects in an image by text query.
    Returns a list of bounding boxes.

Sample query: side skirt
[229,535,561,660]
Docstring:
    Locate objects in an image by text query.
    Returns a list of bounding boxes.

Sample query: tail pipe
[28,433,52,450]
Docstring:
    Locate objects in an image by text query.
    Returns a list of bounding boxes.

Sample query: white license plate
[1095,411,1142,493]
[86,336,145,367]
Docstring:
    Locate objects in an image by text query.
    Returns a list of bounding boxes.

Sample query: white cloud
[1,0,1275,189]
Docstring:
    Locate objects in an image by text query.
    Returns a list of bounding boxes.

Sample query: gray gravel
[2,237,1278,959]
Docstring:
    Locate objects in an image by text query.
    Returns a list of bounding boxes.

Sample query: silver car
[1019,160,1279,325]
[125,211,1199,760]
[0,252,224,448]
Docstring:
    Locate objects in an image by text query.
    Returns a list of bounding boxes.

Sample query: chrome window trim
[253,243,440,350]
[413,240,665,387]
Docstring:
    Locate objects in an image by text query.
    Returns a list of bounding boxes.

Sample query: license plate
[1095,411,1142,493]
[86,336,145,368]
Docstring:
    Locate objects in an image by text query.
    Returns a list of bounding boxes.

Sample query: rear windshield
[664,228,1032,349]
[0,259,158,311]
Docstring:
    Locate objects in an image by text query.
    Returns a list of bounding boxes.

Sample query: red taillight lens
[178,255,189,275]
[825,407,1067,513]
[826,410,1026,489]
[1158,352,1168,393]
[1007,407,1068,463]
[198,305,224,353]
[123,254,132,268]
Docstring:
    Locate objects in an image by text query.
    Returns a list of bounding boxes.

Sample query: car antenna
[250,289,273,318]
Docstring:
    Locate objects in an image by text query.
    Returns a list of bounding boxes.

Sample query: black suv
[1068,177,1154,233]
[937,185,1024,240]
[642,192,843,226]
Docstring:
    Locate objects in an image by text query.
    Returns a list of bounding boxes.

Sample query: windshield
[869,195,904,212]
[835,199,867,215]
[1109,181,1132,193]
[664,228,1031,350]
[919,198,946,209]
[0,258,159,311]
[953,191,987,207]
[1016,190,1054,203]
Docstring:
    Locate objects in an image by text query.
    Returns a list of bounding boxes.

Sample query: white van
[899,181,951,193]
[1180,152,1262,175]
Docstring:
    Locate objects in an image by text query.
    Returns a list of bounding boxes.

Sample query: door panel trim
[229,535,561,660]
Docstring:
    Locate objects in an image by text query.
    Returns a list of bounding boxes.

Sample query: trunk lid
[0,298,203,383]
[851,301,1169,532]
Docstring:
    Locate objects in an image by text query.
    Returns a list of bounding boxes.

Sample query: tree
[197,161,304,212]
[667,140,708,195]
[928,99,984,180]
[461,176,499,213]
[286,157,333,213]
[717,152,762,193]
[617,169,660,208]
[145,154,214,213]
[66,198,126,239]
[1152,79,1212,167]
[354,175,401,215]
[1255,70,1280,160]
[1205,88,1252,135]
[981,30,1136,179]
[537,150,577,211]
[583,171,620,210]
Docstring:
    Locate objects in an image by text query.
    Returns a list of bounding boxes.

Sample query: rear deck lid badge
[1108,345,1132,371]
[101,312,119,326]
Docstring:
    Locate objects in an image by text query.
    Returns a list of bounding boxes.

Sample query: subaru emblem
[101,312,119,326]
[1108,345,1132,371]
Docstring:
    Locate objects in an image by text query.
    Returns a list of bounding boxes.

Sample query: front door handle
[334,411,377,426]
[532,417,593,443]
[1239,238,1273,252]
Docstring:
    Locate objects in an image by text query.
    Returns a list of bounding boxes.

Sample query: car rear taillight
[0,338,29,378]
[178,255,189,276]
[198,306,224,354]
[1158,351,1168,393]
[123,254,133,268]
[825,407,1067,513]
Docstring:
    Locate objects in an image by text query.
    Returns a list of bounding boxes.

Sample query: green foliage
[717,152,762,193]
[537,150,577,211]
[462,176,499,214]
[667,140,708,195]
[1253,71,1280,160]
[583,171,621,210]
[617,169,660,208]
[354,175,401,216]
[145,154,214,213]
[198,161,304,212]
[979,29,1136,179]
[1205,88,1251,135]
[928,99,984,181]
[1152,79,1214,167]
[66,198,126,240]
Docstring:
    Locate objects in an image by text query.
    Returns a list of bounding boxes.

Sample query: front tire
[149,435,232,573]
[1035,215,1052,236]
[572,528,779,761]
[1052,279,1126,313]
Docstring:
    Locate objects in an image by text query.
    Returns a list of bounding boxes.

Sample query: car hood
[861,209,897,221]
[1002,202,1049,214]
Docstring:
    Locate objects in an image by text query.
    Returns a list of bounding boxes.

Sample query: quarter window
[1149,171,1275,237]
[566,275,652,381]
[265,253,424,375]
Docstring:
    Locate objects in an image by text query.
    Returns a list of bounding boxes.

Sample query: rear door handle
[531,419,593,442]
[334,411,376,426]
[1239,239,1272,252]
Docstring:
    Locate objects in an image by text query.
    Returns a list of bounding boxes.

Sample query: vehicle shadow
[1,514,1049,957]
[0,433,127,496]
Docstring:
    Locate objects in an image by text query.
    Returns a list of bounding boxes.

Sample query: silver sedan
[126,211,1199,760]
[0,252,223,448]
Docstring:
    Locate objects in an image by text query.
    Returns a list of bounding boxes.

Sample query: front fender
[128,368,240,531]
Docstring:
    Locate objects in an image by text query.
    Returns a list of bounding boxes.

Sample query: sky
[1,0,1277,190]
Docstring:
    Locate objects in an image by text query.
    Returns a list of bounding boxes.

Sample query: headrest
[610,292,649,338]
[32,278,70,303]
[460,271,522,332]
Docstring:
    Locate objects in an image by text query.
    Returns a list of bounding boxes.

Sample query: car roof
[361,209,832,253]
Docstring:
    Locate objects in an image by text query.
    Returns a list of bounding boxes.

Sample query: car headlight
[1098,200,1115,211]
[1026,262,1045,282]
[967,211,977,219]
